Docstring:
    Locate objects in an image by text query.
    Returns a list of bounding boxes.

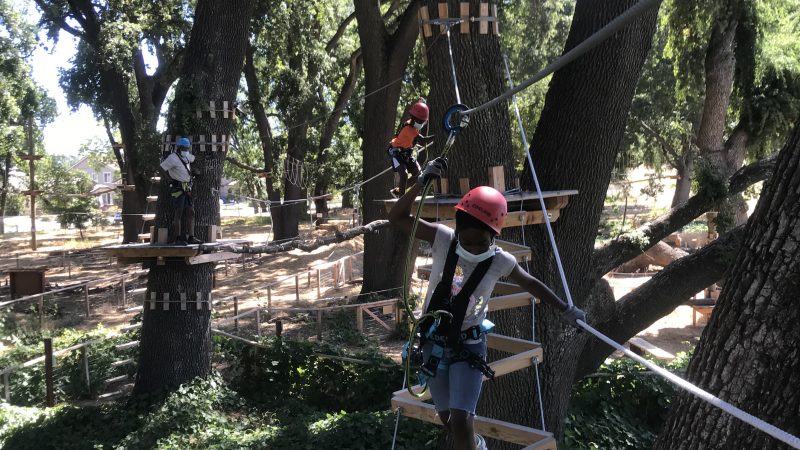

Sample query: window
[92,173,98,182]
[103,193,112,206]
[103,172,111,183]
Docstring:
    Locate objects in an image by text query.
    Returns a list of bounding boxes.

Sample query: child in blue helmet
[159,136,201,245]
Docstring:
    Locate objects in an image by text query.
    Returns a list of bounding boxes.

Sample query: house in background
[69,156,120,209]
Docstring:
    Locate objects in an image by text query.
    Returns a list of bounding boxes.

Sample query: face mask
[455,242,496,264]
[413,120,425,130]
[181,151,190,159]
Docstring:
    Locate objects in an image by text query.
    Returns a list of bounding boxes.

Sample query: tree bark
[496,0,660,440]
[134,0,254,395]
[617,240,689,272]
[354,0,420,293]
[671,145,693,207]
[654,120,800,450]
[0,152,10,235]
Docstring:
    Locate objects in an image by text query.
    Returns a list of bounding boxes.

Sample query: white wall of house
[69,156,120,208]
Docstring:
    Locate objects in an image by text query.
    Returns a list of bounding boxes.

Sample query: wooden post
[294,275,300,302]
[44,337,54,406]
[25,117,37,251]
[331,264,339,289]
[84,284,91,318]
[81,346,90,394]
[491,4,499,34]
[255,309,261,338]
[233,297,239,331]
[316,269,322,298]
[67,252,71,278]
[267,286,272,310]
[356,306,364,333]
[120,276,127,307]
[345,257,354,283]
[419,5,432,37]
[479,2,489,34]
[440,178,449,194]
[275,319,283,338]
[316,309,323,341]
[38,294,44,329]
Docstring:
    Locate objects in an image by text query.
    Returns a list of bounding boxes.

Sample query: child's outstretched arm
[508,264,586,327]
[388,157,447,244]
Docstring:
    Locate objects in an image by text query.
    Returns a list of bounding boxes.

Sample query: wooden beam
[459,177,470,194]
[420,6,432,37]
[492,4,499,35]
[487,334,541,354]
[185,252,240,265]
[437,3,448,33]
[391,397,555,447]
[488,166,505,192]
[488,292,535,312]
[479,2,489,34]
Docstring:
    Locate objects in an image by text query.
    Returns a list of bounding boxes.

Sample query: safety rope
[445,26,462,104]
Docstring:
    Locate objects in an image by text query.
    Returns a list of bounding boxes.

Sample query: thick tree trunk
[422,0,515,189]
[654,120,800,450]
[134,0,254,394]
[497,0,659,440]
[354,0,420,293]
[0,152,10,235]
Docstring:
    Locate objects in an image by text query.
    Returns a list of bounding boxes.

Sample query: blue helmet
[177,136,191,148]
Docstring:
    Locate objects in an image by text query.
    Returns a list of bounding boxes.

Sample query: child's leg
[448,409,476,450]
[397,164,409,193]
[447,340,486,450]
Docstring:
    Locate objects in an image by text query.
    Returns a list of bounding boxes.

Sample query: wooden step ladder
[393,281,556,449]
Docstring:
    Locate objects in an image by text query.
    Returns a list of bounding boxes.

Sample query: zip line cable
[460,0,661,117]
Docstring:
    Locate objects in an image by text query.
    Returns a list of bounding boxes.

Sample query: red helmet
[409,99,429,122]
[455,186,507,236]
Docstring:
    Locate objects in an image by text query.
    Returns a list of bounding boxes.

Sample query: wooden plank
[142,214,155,221]
[460,2,470,33]
[628,337,674,360]
[492,281,525,296]
[487,334,540,354]
[459,177,470,194]
[440,178,449,194]
[479,2,489,34]
[521,439,559,450]
[146,196,158,202]
[185,251,239,265]
[363,307,392,331]
[420,6,432,37]
[488,166,505,192]
[488,292,535,312]
[492,4,499,34]
[391,397,554,446]
[437,3,448,33]
[106,245,198,258]
[390,206,561,225]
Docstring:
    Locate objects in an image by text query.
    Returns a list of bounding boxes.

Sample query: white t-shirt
[160,153,195,183]
[422,224,517,331]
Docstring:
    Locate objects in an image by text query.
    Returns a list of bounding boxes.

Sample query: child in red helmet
[389,159,585,450]
[387,98,435,197]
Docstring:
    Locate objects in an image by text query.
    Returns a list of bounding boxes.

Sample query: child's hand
[418,157,448,185]
[560,305,586,329]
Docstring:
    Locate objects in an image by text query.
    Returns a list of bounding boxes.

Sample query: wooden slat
[185,252,240,265]
[420,6,432,37]
[437,3,448,33]
[479,2,489,34]
[488,292,535,312]
[488,166,505,192]
[391,397,555,447]
[146,195,158,202]
[142,214,156,221]
[460,2,470,33]
[363,307,392,331]
[522,438,559,450]
[492,4,499,34]
[491,281,525,296]
[459,178,470,194]
[487,334,540,354]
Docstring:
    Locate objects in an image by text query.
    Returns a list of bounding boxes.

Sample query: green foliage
[0,326,139,406]
[563,355,691,450]
[230,337,402,412]
[37,155,104,232]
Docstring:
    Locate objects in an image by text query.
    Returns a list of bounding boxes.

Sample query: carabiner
[442,103,470,134]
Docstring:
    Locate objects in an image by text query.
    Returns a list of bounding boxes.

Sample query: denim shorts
[422,337,487,414]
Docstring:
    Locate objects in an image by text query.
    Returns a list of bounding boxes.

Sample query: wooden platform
[103,240,249,266]
[393,276,554,447]
[383,190,577,227]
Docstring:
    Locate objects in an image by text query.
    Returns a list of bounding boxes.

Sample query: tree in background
[654,117,800,449]
[34,0,190,243]
[0,0,56,234]
[38,155,102,238]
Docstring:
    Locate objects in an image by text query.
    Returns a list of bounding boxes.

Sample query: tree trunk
[134,0,254,395]
[0,152,10,235]
[491,0,659,440]
[422,0,515,189]
[671,147,693,207]
[654,120,800,450]
[354,0,420,293]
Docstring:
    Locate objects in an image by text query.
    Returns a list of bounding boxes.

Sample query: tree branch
[325,11,357,53]
[32,0,85,38]
[218,220,390,254]
[387,1,420,75]
[592,153,776,278]
[638,119,681,163]
[576,225,746,379]
[225,156,266,175]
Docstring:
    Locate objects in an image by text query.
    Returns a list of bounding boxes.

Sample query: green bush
[563,354,691,449]
[230,337,404,412]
